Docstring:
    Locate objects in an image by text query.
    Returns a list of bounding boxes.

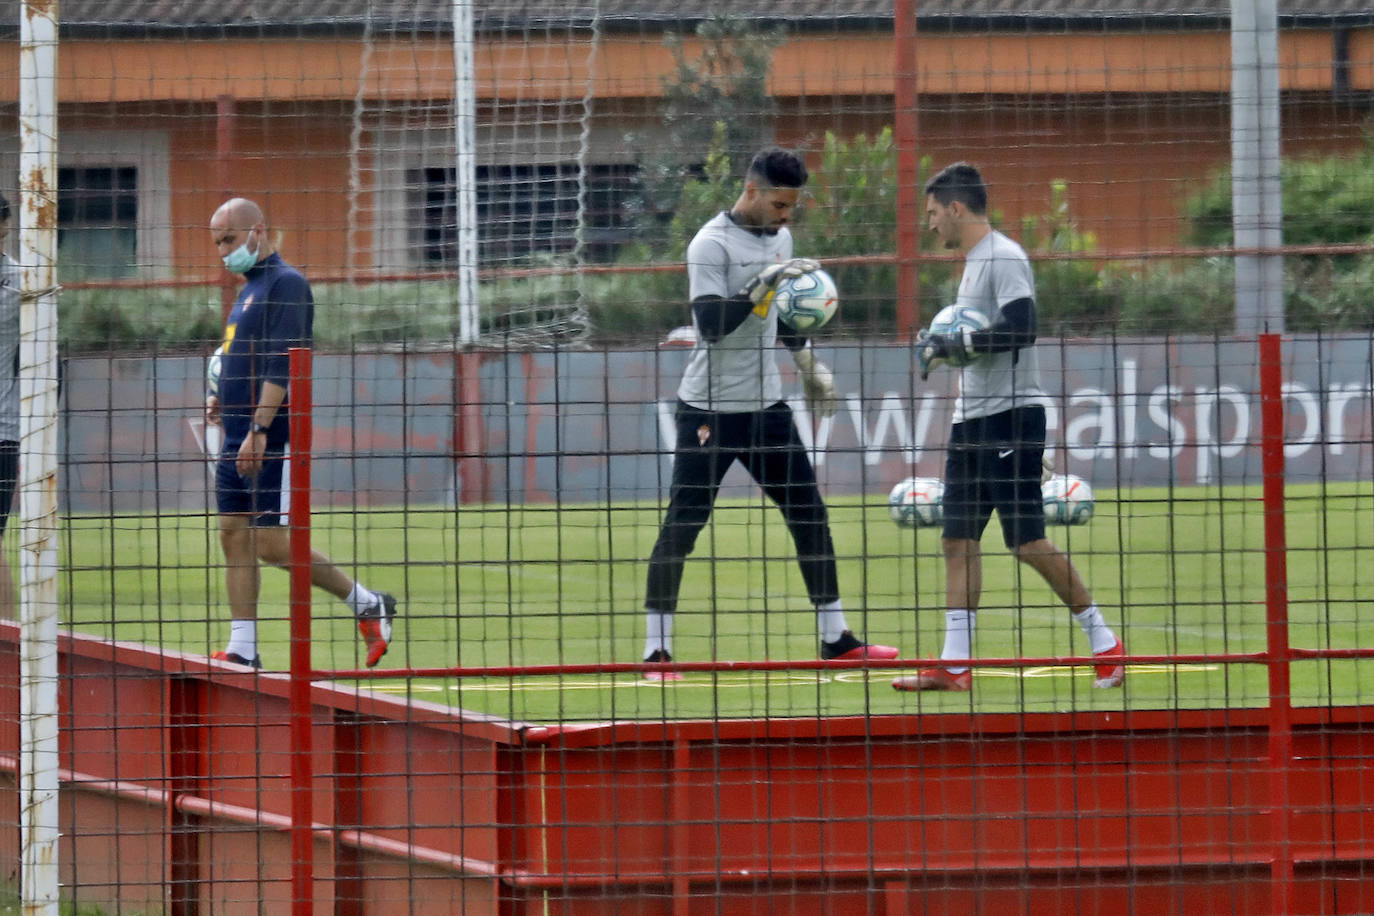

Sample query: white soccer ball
[926,304,991,367]
[1043,474,1095,526]
[774,268,838,332]
[206,345,223,397]
[888,476,945,529]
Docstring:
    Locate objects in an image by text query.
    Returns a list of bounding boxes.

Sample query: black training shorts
[941,404,1047,549]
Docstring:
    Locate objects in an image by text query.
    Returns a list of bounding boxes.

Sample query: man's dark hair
[747,147,808,189]
[924,161,988,215]
[0,194,9,223]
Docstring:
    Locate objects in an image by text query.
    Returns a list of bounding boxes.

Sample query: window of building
[57,165,139,281]
[406,163,640,267]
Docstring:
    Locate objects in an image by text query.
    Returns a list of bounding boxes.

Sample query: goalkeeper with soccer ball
[639,147,899,679]
[893,162,1124,692]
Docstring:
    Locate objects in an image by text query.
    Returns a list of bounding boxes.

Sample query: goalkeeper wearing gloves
[893,161,1124,694]
[914,297,1036,381]
[638,147,898,679]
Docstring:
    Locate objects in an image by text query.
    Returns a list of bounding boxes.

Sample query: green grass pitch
[49,481,1374,724]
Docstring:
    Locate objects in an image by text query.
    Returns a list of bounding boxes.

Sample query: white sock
[815,600,848,643]
[346,582,381,617]
[941,608,975,675]
[226,619,257,659]
[1074,604,1118,654]
[644,610,673,659]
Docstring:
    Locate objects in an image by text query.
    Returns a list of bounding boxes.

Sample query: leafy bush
[62,286,222,354]
[1017,179,1120,335]
[580,268,686,344]
[1284,255,1374,331]
[1181,128,1374,331]
[799,128,902,332]
[314,281,461,347]
[1184,129,1374,251]
[1110,257,1237,336]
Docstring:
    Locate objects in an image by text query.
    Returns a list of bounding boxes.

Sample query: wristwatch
[251,422,271,435]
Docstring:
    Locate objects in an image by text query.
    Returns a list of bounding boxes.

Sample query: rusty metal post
[18,2,61,914]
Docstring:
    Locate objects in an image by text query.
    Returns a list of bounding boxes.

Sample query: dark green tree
[624,13,785,258]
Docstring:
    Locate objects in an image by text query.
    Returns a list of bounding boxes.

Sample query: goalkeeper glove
[739,258,822,311]
[793,345,839,419]
[915,329,970,381]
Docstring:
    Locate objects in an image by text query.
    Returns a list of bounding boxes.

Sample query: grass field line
[353,663,1220,695]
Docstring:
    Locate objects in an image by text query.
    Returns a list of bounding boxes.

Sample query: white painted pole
[1232,0,1284,334]
[18,1,61,914]
[453,0,480,344]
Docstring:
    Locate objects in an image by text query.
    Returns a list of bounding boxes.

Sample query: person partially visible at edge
[0,194,19,619]
[205,197,398,668]
[892,161,1124,693]
[639,147,900,681]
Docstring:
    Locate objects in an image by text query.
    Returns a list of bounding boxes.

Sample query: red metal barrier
[4,626,1374,913]
[288,347,315,915]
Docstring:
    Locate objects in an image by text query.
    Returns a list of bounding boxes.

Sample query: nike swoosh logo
[998,449,1014,459]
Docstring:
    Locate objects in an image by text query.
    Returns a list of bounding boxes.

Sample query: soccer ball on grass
[773,268,839,332]
[888,476,945,529]
[1042,474,1095,526]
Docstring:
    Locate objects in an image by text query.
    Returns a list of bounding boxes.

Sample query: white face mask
[222,229,260,274]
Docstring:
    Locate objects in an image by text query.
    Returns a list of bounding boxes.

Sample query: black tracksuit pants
[644,399,840,613]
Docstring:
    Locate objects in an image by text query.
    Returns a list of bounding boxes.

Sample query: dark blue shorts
[216,448,288,527]
[942,405,1047,549]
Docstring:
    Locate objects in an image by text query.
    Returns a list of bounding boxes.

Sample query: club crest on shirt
[697,425,711,446]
